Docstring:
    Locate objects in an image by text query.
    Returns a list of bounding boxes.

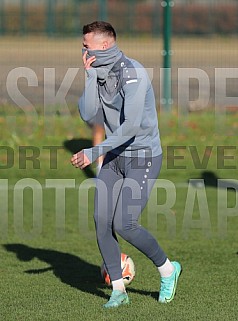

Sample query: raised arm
[78,50,100,122]
[78,68,101,122]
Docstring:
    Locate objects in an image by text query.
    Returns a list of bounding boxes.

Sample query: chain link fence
[0,0,238,109]
[0,0,238,36]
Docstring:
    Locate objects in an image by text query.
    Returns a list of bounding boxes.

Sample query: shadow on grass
[3,244,107,298]
[3,244,157,300]
[63,138,95,178]
[189,170,238,191]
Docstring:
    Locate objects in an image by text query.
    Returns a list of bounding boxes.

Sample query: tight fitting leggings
[94,152,167,281]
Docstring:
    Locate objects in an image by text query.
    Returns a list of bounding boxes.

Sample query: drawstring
[114,156,125,176]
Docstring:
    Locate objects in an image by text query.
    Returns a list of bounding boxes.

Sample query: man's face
[83,33,105,51]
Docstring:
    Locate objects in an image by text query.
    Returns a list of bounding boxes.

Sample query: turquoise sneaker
[158,261,182,303]
[103,290,129,308]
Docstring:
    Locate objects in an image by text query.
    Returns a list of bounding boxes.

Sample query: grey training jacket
[78,54,162,163]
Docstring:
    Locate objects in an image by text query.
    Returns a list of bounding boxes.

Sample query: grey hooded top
[78,45,162,163]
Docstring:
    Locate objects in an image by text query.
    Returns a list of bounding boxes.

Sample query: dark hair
[83,21,116,40]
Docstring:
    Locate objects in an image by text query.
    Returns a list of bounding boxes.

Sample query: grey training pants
[94,152,167,281]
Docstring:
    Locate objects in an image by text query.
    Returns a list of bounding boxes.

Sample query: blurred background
[1,0,238,37]
[0,0,238,112]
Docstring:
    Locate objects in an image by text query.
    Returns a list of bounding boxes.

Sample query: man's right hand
[82,50,96,70]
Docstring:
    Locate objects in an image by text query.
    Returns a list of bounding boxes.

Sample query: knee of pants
[94,211,112,237]
[114,222,140,243]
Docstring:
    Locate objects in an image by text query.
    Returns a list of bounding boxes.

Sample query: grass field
[0,110,238,321]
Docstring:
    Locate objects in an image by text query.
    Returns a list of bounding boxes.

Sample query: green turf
[0,112,238,321]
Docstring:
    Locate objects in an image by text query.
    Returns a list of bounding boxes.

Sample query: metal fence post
[20,0,27,35]
[0,0,5,35]
[162,0,173,112]
[47,0,55,36]
[152,0,160,36]
[128,0,136,35]
[99,0,107,21]
[73,0,80,36]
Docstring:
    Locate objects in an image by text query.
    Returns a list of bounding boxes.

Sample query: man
[71,21,182,308]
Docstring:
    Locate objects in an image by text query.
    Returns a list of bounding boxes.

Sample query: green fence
[0,0,238,37]
[0,0,162,36]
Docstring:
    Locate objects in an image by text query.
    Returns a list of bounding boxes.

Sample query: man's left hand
[71,150,91,169]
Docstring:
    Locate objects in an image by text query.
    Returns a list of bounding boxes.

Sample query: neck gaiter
[82,44,122,81]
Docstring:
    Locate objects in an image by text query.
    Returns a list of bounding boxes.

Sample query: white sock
[112,278,126,292]
[157,258,175,278]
